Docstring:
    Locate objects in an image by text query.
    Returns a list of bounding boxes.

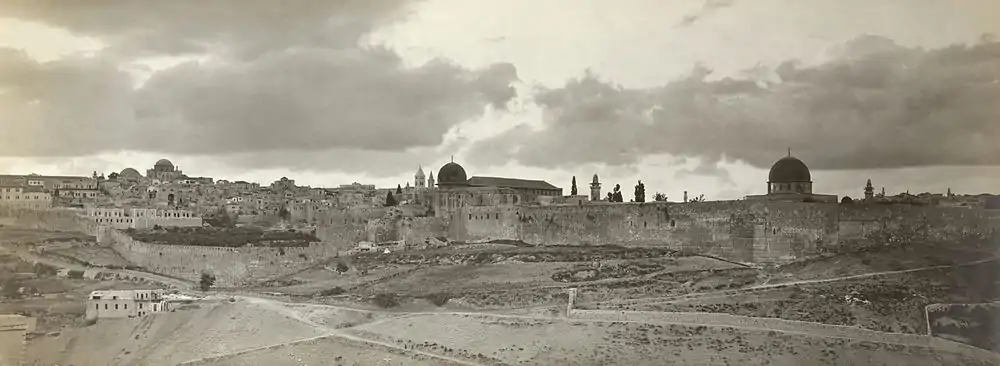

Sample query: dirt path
[175,296,485,366]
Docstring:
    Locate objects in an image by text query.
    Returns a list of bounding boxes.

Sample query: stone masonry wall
[96,226,339,287]
[440,201,998,264]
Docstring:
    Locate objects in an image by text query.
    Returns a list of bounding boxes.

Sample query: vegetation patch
[126,226,319,247]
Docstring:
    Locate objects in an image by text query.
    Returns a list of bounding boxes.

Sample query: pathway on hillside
[587,256,1000,308]
[179,297,998,364]
[177,296,484,366]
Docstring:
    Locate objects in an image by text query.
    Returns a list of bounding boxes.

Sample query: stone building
[746,152,837,203]
[432,161,559,218]
[0,186,52,209]
[0,315,34,366]
[146,159,184,182]
[85,208,202,229]
[86,290,169,321]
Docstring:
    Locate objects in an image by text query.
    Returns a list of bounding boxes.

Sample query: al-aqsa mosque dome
[437,161,469,187]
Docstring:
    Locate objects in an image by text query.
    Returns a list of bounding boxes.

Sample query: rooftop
[467,176,561,191]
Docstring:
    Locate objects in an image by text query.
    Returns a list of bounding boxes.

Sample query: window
[124,303,128,309]
[105,304,108,310]
[96,304,99,310]
[115,304,119,310]
[670,220,676,228]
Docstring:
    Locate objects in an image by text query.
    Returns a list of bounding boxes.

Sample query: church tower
[415,166,426,188]
[590,174,602,201]
[428,172,435,188]
[864,179,874,201]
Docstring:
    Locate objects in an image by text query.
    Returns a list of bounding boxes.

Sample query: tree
[278,207,290,221]
[199,272,216,291]
[396,184,403,194]
[385,192,397,206]
[607,192,614,201]
[108,172,120,180]
[612,184,623,202]
[653,192,667,201]
[2,278,22,299]
[634,180,645,203]
[571,176,578,196]
[689,194,705,203]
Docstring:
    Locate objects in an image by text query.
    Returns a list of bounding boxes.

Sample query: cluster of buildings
[3,153,996,232]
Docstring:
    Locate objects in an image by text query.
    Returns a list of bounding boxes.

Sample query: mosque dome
[154,159,174,171]
[437,162,468,186]
[768,156,811,183]
[119,168,141,179]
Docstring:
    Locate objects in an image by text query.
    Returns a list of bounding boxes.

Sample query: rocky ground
[5,224,999,365]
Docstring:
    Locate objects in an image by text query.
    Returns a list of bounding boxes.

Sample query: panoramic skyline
[1,0,998,200]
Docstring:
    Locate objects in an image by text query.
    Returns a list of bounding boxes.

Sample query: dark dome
[768,156,811,182]
[154,159,174,171]
[437,162,468,186]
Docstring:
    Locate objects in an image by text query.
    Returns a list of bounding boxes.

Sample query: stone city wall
[440,201,998,264]
[96,226,340,287]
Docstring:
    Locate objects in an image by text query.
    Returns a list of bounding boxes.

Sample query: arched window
[670,220,676,228]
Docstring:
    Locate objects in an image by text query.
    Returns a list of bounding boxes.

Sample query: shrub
[67,270,84,279]
[33,263,58,276]
[425,293,452,306]
[1,278,22,299]
[372,293,400,308]
[320,287,345,296]
[199,272,216,291]
[335,261,349,273]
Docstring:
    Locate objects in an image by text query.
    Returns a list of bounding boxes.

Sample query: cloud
[0,1,518,163]
[469,35,1000,171]
[674,159,735,186]
[678,0,735,27]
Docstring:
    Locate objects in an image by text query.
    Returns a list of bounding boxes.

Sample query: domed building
[119,168,142,180]
[767,156,812,194]
[431,160,562,219]
[746,151,837,203]
[146,158,184,182]
[436,162,469,188]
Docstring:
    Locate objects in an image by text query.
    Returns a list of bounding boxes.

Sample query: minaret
[589,174,602,201]
[864,179,874,201]
[684,191,688,203]
[428,172,435,188]
[415,166,426,188]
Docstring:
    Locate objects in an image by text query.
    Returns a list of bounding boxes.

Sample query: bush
[33,263,58,276]
[67,270,85,279]
[320,287,345,296]
[425,293,452,306]
[199,272,216,291]
[335,262,349,273]
[372,293,400,308]
[1,279,22,299]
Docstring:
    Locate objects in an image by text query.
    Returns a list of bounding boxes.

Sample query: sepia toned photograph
[0,1,998,365]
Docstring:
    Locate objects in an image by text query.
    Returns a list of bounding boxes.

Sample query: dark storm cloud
[470,35,1000,171]
[0,0,518,158]
[0,0,414,59]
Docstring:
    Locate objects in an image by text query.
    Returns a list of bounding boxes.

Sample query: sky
[0,0,998,200]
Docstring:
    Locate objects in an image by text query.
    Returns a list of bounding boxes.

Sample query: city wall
[443,201,999,264]
[96,226,340,287]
